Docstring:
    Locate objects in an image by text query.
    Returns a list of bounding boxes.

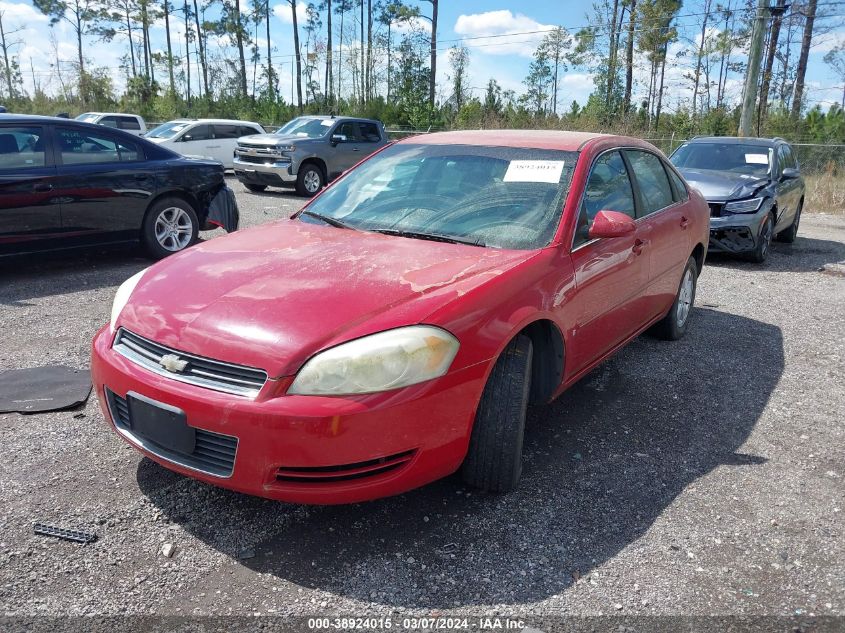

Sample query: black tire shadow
[706,235,845,273]
[137,308,783,608]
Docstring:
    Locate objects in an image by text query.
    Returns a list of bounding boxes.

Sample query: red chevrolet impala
[92,130,709,504]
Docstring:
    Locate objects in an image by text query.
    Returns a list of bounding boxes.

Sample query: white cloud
[813,30,845,54]
[273,2,307,25]
[394,16,431,35]
[453,10,556,58]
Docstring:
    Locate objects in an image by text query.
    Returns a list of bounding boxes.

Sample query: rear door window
[358,122,381,142]
[212,124,241,139]
[574,150,636,248]
[118,116,141,131]
[626,150,674,217]
[57,128,142,164]
[0,126,47,169]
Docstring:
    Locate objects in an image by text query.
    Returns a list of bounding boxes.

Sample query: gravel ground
[1,176,843,621]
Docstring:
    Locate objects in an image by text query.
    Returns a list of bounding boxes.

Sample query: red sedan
[92,130,709,504]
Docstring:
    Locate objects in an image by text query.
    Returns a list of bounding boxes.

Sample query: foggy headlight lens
[724,197,764,213]
[110,268,148,331]
[289,326,460,396]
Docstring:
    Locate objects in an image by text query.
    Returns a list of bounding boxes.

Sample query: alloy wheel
[154,207,193,252]
[676,268,694,328]
[304,169,321,193]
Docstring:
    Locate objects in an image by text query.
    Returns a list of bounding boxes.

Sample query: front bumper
[708,206,770,253]
[233,157,297,187]
[91,326,487,505]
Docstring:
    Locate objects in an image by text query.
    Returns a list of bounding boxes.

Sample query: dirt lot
[1,177,844,621]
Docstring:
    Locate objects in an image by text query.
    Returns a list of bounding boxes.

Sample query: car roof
[686,136,780,147]
[296,115,380,123]
[401,129,619,151]
[166,118,261,125]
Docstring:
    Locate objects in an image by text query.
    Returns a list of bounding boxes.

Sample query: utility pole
[738,0,768,136]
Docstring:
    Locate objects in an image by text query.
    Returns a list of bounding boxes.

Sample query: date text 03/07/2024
[306,617,528,630]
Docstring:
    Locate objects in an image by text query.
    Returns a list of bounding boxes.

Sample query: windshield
[75,113,99,123]
[301,143,578,250]
[145,121,190,139]
[671,142,772,177]
[275,117,334,138]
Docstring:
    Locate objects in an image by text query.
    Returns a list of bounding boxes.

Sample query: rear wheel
[461,335,533,493]
[244,183,267,193]
[652,256,698,341]
[295,163,324,197]
[746,213,774,263]
[776,201,802,243]
[141,197,199,259]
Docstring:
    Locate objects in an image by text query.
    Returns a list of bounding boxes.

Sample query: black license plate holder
[127,392,195,455]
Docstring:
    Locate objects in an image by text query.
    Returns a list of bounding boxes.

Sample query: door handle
[352,147,360,152]
[632,238,647,255]
[33,183,53,192]
[680,216,690,229]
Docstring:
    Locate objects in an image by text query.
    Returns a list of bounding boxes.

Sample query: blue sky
[4,0,844,112]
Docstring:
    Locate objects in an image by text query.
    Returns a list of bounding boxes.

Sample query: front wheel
[141,197,199,259]
[746,213,774,263]
[461,335,533,493]
[652,256,698,341]
[295,163,324,197]
[776,202,801,243]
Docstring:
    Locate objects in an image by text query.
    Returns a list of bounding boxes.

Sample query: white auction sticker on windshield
[320,119,334,127]
[503,160,565,183]
[745,153,769,165]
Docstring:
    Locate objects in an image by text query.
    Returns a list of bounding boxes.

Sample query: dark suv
[670,137,804,262]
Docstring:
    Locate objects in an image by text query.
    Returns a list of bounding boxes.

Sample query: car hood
[118,220,533,378]
[678,168,769,201]
[238,133,315,146]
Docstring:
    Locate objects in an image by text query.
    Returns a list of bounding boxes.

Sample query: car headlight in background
[289,326,460,396]
[724,197,765,213]
[275,145,296,153]
[110,268,148,331]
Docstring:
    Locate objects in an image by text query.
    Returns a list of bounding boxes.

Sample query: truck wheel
[461,335,533,493]
[295,163,324,197]
[141,197,199,259]
[746,213,774,263]
[776,201,801,243]
[652,256,698,341]
[244,183,266,193]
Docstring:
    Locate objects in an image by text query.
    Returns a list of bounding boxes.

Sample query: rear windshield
[302,143,578,250]
[671,142,773,177]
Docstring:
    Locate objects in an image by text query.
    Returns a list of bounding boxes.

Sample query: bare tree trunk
[655,44,668,130]
[183,0,191,101]
[125,7,137,77]
[623,0,636,114]
[606,0,620,112]
[791,0,817,118]
[366,0,372,100]
[163,0,176,94]
[692,0,711,122]
[386,22,391,103]
[266,0,274,98]
[428,0,438,113]
[0,14,15,99]
[759,0,784,121]
[290,0,302,111]
[192,0,209,97]
[359,0,364,101]
[337,5,344,100]
[324,0,332,104]
[234,0,248,97]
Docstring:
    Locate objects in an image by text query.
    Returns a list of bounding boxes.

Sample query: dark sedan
[0,114,238,259]
[670,136,804,263]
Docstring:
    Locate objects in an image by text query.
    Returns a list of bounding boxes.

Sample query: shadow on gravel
[138,308,783,608]
[706,235,845,273]
[237,185,307,202]
[0,250,149,307]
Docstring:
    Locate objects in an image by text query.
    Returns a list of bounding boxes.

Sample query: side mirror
[588,210,637,239]
[781,167,799,180]
[331,134,347,145]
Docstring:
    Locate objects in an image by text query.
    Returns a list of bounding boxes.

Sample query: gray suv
[233,115,389,196]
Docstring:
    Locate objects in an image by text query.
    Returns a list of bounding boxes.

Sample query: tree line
[0,0,843,142]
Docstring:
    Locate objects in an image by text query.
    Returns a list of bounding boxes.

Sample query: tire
[746,213,774,263]
[141,197,199,260]
[461,335,533,493]
[244,183,267,193]
[295,163,325,197]
[776,201,802,243]
[652,256,698,341]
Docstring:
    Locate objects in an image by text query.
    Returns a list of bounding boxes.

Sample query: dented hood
[118,220,532,377]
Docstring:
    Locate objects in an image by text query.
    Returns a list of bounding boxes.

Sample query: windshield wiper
[372,228,485,247]
[299,210,357,230]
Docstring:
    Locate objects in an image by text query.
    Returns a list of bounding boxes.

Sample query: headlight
[289,326,460,396]
[276,144,296,153]
[110,268,148,331]
[724,197,764,213]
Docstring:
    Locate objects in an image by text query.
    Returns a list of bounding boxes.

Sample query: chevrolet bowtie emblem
[160,354,189,373]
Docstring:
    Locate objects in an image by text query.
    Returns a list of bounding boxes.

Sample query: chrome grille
[113,329,267,398]
[106,389,237,477]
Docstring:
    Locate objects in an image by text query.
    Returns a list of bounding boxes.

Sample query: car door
[173,123,214,161]
[356,121,386,158]
[210,124,244,168]
[624,149,690,319]
[567,149,651,375]
[0,124,62,255]
[329,121,364,176]
[774,145,801,231]
[52,126,156,246]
